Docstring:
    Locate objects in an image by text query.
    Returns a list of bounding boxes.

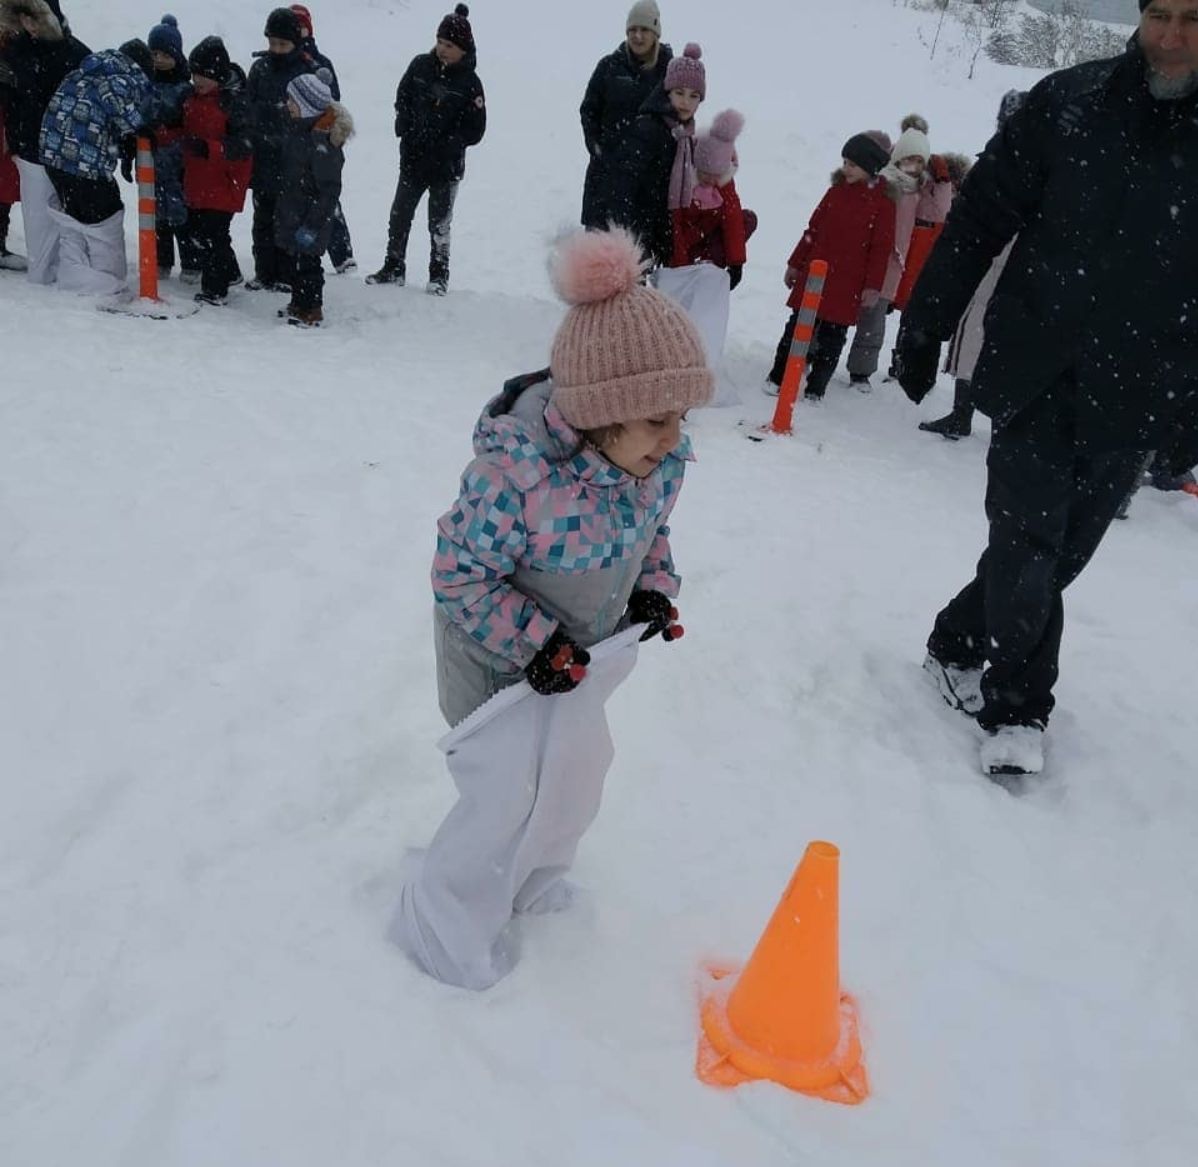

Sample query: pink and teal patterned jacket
[433,371,691,675]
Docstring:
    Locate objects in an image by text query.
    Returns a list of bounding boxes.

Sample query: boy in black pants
[275,74,351,326]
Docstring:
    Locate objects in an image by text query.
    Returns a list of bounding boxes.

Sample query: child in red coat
[766,133,895,400]
[177,38,253,304]
[669,109,754,288]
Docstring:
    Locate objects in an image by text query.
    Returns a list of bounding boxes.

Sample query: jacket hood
[638,83,677,120]
[315,101,353,147]
[473,373,693,491]
[79,48,147,83]
[0,0,62,40]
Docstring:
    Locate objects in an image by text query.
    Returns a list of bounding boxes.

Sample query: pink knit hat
[664,42,705,98]
[549,229,713,430]
[694,109,744,183]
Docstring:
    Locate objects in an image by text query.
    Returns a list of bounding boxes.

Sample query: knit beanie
[694,109,744,183]
[892,126,931,163]
[287,73,333,117]
[264,6,303,44]
[841,132,890,177]
[549,229,713,430]
[147,14,182,59]
[188,35,231,84]
[119,38,154,79]
[627,0,661,33]
[664,42,705,97]
[290,3,313,37]
[437,4,474,52]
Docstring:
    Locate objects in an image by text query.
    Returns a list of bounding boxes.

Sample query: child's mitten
[525,629,591,695]
[626,589,684,643]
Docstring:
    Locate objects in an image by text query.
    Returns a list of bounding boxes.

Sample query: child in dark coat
[766,133,896,400]
[275,73,351,326]
[144,15,199,280]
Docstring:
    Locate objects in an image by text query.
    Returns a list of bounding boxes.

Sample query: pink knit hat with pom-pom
[549,228,713,430]
[694,109,744,183]
[664,42,705,98]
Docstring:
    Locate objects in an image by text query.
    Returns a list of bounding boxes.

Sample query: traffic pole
[136,135,159,302]
[766,260,828,436]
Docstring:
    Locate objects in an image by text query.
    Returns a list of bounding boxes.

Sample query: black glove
[525,628,591,696]
[626,589,684,643]
[727,264,743,292]
[892,325,942,405]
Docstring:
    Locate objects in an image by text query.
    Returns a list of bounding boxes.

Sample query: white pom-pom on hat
[550,227,646,307]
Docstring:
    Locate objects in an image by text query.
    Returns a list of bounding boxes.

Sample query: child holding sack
[275,73,352,326]
[766,132,895,400]
[393,227,713,989]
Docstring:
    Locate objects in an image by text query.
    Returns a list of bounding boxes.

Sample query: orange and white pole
[135,135,159,302]
[766,259,828,437]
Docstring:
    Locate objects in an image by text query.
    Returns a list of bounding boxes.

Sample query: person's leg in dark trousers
[156,223,175,272]
[768,311,799,387]
[251,190,286,286]
[427,179,459,290]
[290,253,322,307]
[802,320,850,399]
[927,380,1147,730]
[177,217,204,276]
[382,168,428,277]
[191,209,236,298]
[327,201,354,270]
[48,171,123,223]
[0,202,9,245]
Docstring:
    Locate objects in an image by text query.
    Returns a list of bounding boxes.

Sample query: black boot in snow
[919,378,973,439]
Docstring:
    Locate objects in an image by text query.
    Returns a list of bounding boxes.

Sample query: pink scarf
[667,120,697,211]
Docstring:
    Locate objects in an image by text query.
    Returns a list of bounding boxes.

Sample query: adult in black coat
[244,6,315,289]
[0,0,88,283]
[606,76,697,267]
[894,6,1198,778]
[579,7,672,228]
[367,5,485,294]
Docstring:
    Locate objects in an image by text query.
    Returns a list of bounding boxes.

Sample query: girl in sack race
[391,227,714,990]
[655,108,756,402]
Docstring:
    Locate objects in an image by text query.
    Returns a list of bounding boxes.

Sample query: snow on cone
[696,840,868,1104]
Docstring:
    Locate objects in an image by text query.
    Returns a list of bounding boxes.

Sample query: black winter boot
[919,378,973,439]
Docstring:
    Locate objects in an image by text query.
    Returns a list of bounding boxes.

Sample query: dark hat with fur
[842,132,890,178]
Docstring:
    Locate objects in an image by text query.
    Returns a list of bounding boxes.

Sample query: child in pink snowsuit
[392,227,714,989]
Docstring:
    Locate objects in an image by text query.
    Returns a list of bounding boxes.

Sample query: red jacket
[670,179,747,269]
[786,174,896,326]
[0,103,20,205]
[177,88,253,214]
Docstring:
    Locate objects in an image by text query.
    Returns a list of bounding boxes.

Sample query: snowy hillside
[2,2,1197,1166]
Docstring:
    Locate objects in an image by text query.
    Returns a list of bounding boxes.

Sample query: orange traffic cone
[696,841,868,1104]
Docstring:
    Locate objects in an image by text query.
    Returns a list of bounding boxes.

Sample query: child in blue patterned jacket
[395,227,713,988]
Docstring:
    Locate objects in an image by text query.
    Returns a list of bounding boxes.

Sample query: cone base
[696,965,869,1105]
[98,295,199,320]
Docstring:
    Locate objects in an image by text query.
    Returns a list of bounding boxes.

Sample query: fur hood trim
[0,0,62,40]
[315,102,354,147]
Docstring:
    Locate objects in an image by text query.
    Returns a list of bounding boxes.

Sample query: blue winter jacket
[39,50,150,180]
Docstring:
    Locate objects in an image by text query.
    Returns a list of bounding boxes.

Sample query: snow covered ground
[3,2,1197,1165]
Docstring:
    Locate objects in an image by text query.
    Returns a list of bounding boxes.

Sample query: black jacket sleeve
[901,78,1053,340]
[394,63,414,139]
[300,138,343,237]
[579,59,607,156]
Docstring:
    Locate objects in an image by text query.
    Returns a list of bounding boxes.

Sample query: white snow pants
[14,158,60,285]
[47,202,128,297]
[391,628,641,990]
